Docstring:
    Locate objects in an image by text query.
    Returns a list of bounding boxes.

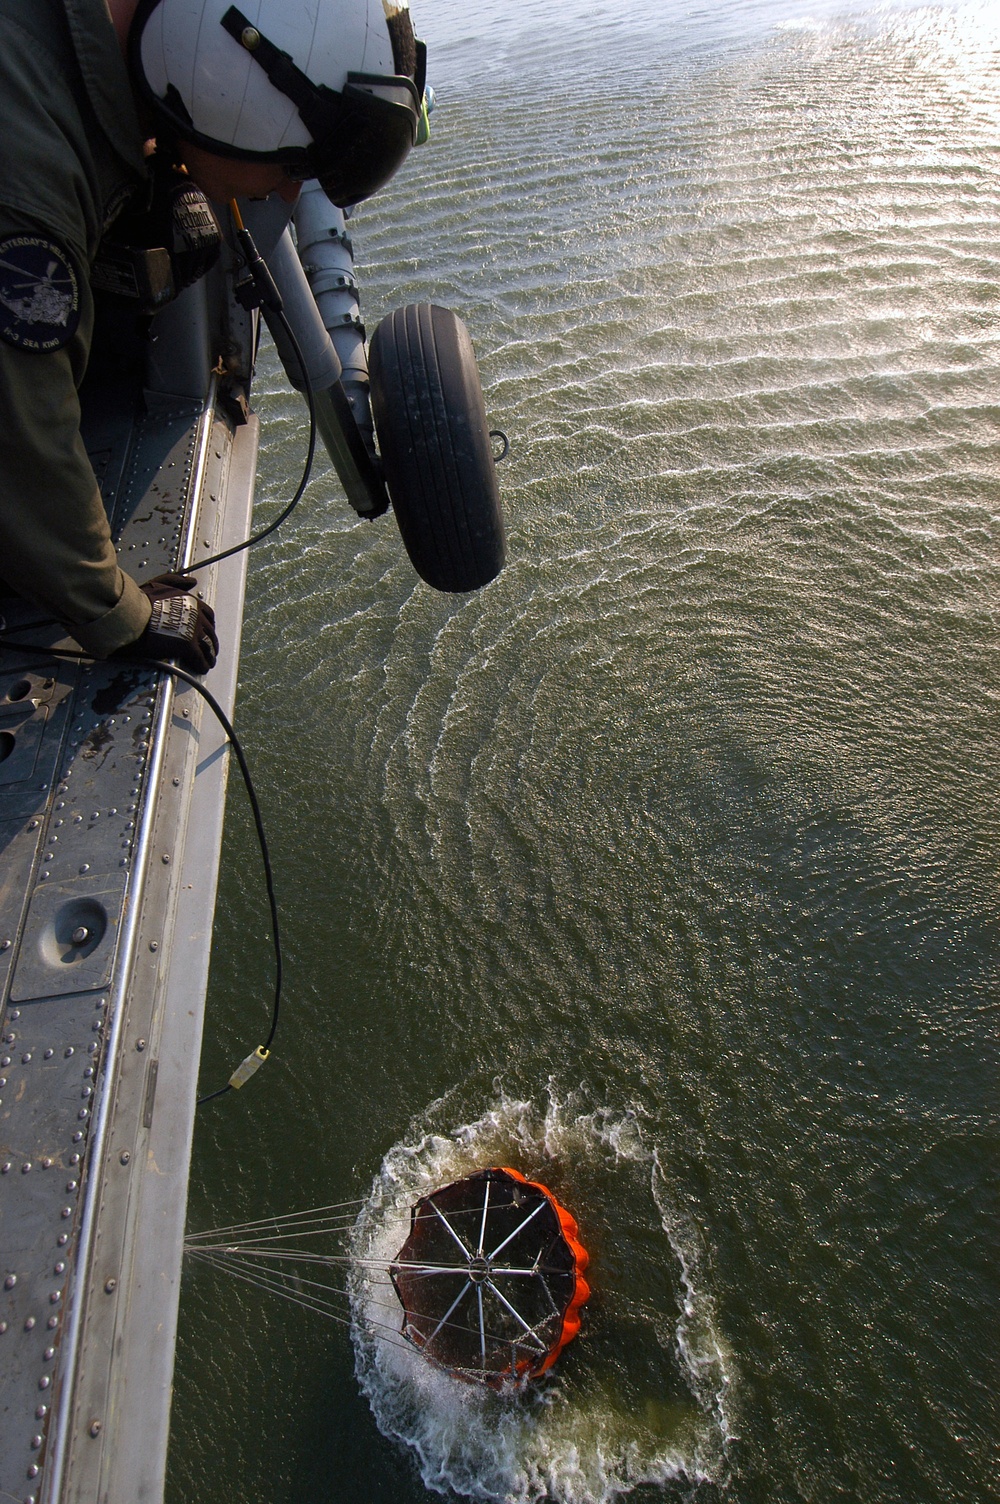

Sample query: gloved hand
[115,572,219,673]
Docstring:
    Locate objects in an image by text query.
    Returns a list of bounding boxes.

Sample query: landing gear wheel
[369,303,506,592]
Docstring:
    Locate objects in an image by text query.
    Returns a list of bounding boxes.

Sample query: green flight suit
[0,0,152,655]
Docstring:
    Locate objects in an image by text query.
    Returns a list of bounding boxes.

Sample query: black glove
[115,572,219,673]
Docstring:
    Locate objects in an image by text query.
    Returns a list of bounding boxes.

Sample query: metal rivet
[71,926,90,945]
[44,1345,55,1359]
[54,1263,65,1275]
[24,1317,35,1330]
[136,1040,146,1052]
[1,1057,10,1068]
[149,941,158,952]
[66,1180,78,1191]
[47,1317,58,1330]
[41,1158,51,1169]
[39,1377,50,1389]
[35,1406,47,1419]
[161,853,170,865]
[4,1274,16,1289]
[7,1010,16,1020]
[57,1235,68,1246]
[50,1290,61,1303]
[1,1162,9,1174]
[28,1464,40,1478]
[104,1278,116,1294]
[0,1321,6,1334]
[78,864,89,875]
[120,1151,131,1166]
[65,1047,74,1058]
[61,1207,72,1218]
[30,1435,41,1449]
[89,1421,101,1438]
[21,1053,31,1064]
[43,1049,53,1059]
[22,1163,31,1174]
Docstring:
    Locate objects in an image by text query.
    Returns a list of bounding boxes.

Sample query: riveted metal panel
[0,993,107,1492]
[1,266,259,1502]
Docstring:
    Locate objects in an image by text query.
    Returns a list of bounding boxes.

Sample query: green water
[167,3,999,1500]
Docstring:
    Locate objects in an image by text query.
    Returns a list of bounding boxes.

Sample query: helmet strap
[220,6,338,140]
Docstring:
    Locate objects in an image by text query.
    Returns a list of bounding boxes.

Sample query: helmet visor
[288,75,421,207]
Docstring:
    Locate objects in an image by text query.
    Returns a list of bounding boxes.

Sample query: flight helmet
[128,0,426,206]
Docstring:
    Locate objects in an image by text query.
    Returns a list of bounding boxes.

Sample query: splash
[349,1089,732,1501]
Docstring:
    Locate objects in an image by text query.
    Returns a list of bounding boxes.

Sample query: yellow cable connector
[229,1046,270,1089]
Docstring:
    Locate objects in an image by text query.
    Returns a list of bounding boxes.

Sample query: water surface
[168,3,999,1500]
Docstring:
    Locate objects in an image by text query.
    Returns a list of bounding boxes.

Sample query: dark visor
[281,75,421,206]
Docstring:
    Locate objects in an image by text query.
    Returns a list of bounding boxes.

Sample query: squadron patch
[0,235,81,353]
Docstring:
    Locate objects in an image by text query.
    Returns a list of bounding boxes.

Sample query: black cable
[0,224,322,1100]
[187,206,318,573]
[0,638,281,1106]
[147,660,282,1104]
[0,305,317,633]
[187,304,317,573]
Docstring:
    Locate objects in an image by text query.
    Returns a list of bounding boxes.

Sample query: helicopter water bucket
[390,1166,589,1386]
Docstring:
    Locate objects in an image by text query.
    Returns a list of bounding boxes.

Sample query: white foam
[349,1088,733,1501]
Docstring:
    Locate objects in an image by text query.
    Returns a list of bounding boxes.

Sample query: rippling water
[167,3,999,1501]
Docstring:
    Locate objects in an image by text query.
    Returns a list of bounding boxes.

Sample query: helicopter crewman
[0,0,425,670]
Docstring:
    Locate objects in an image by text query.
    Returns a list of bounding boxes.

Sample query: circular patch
[0,235,81,353]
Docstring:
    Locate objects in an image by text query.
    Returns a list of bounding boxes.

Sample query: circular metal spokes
[391,1169,578,1380]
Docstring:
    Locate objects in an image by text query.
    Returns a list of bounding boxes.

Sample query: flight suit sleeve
[0,238,151,658]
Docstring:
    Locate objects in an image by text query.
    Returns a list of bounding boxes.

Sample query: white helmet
[129,0,426,206]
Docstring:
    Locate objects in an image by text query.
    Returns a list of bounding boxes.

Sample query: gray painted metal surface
[0,253,259,1502]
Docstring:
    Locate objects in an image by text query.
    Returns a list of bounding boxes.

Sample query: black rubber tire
[369,303,506,592]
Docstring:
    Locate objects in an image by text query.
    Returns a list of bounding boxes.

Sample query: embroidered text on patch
[0,235,81,352]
